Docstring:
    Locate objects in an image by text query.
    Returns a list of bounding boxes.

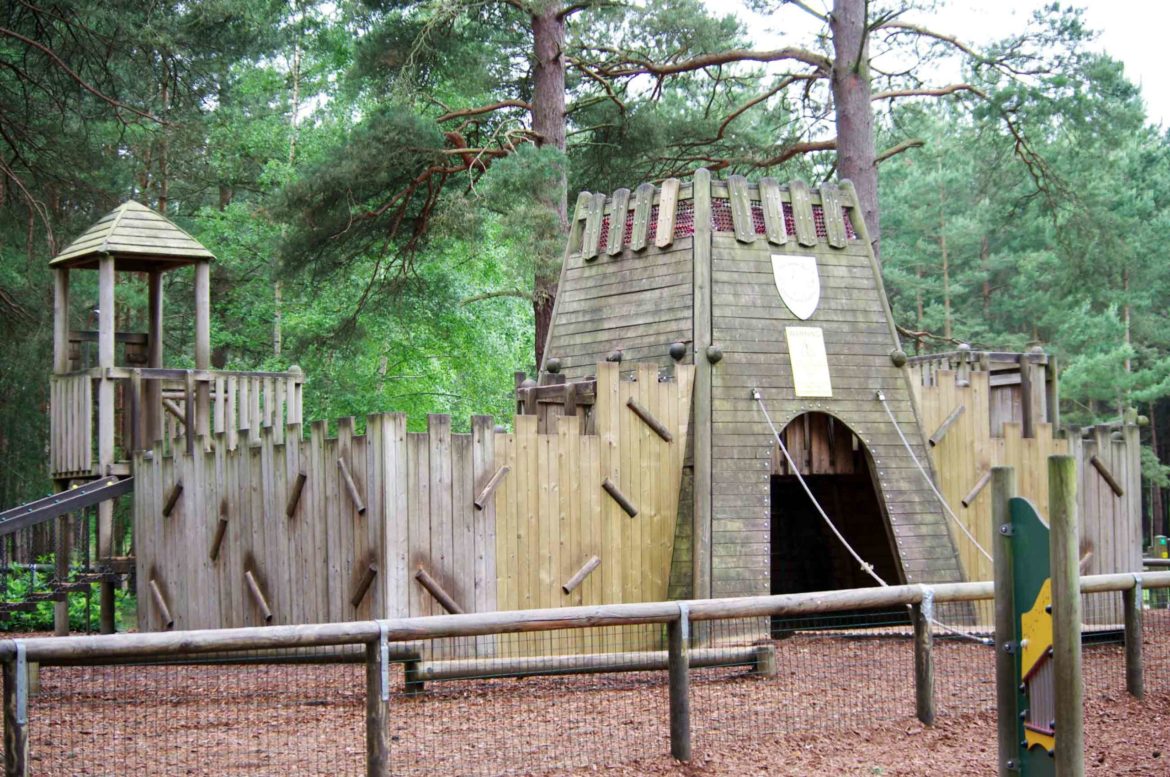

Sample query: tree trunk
[830,0,879,259]
[531,5,567,369]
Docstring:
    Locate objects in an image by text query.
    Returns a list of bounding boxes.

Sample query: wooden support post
[912,597,935,725]
[1088,455,1125,497]
[992,466,1019,776]
[245,570,273,623]
[285,472,307,518]
[97,256,115,634]
[183,372,196,455]
[162,481,184,517]
[752,643,777,676]
[194,260,211,440]
[209,516,229,562]
[562,556,601,595]
[692,168,713,600]
[1124,579,1144,699]
[52,269,70,374]
[149,578,175,629]
[473,466,510,511]
[1049,455,1083,777]
[961,469,992,508]
[366,639,389,777]
[145,270,163,444]
[350,564,379,608]
[929,404,965,447]
[3,649,28,777]
[626,397,673,442]
[667,607,691,762]
[53,512,70,636]
[414,568,463,614]
[338,457,367,515]
[602,478,638,518]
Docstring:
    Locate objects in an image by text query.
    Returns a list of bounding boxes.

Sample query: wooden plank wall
[542,182,695,379]
[915,369,1142,624]
[134,364,694,652]
[706,179,964,596]
[49,374,93,477]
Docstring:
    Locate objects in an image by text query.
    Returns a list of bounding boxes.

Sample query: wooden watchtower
[49,201,215,631]
[48,201,306,633]
[541,170,965,602]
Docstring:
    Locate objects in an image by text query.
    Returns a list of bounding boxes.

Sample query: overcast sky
[715,0,1167,128]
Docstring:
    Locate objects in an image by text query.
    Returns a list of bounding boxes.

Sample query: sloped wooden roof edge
[51,200,215,268]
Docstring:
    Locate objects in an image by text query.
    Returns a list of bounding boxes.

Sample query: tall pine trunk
[531,6,567,369]
[830,0,879,259]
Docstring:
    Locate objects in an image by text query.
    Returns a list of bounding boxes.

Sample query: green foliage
[0,563,133,633]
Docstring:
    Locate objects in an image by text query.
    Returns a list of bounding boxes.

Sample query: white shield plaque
[771,254,820,320]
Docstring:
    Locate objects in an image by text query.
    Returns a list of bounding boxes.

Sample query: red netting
[622,210,634,244]
[647,205,659,244]
[598,215,610,249]
[782,202,797,237]
[711,199,734,231]
[751,204,767,234]
[674,200,695,239]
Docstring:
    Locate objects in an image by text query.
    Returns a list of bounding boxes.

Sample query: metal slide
[0,476,134,536]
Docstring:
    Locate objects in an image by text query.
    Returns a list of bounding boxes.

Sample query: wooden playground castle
[10,171,1142,636]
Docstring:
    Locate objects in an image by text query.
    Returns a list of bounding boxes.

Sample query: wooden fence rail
[1,571,1167,777]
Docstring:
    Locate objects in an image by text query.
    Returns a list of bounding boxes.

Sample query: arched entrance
[770,413,903,597]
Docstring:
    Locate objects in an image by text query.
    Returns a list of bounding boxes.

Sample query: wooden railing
[49,366,305,477]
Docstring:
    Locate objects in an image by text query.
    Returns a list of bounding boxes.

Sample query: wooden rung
[1089,455,1125,497]
[162,481,183,517]
[929,404,965,447]
[562,555,601,594]
[474,465,511,511]
[161,398,187,426]
[961,469,992,508]
[285,472,307,518]
[414,568,463,614]
[337,457,367,515]
[245,570,273,623]
[350,563,378,608]
[602,478,638,518]
[209,516,228,562]
[626,397,673,442]
[149,578,174,630]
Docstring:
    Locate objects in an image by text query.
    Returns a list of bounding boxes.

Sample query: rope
[751,389,885,588]
[751,389,991,645]
[874,390,993,564]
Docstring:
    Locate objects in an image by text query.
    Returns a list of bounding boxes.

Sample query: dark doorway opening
[769,413,905,633]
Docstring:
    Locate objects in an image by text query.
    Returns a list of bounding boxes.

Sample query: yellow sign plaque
[785,326,832,397]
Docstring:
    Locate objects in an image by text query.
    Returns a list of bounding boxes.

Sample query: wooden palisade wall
[133,363,694,642]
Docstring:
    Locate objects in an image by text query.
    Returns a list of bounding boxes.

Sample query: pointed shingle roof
[51,200,214,270]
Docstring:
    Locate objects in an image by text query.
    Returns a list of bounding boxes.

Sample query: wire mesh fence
[1,578,1168,776]
[28,650,366,776]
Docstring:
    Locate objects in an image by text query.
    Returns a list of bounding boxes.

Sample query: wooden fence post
[1050,455,1084,777]
[3,644,28,777]
[992,466,1019,776]
[667,605,691,762]
[366,627,389,777]
[912,591,935,725]
[1124,577,1144,699]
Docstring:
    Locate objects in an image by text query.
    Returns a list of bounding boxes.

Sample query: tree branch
[875,138,925,163]
[872,83,986,101]
[437,99,532,122]
[589,47,832,79]
[0,26,160,123]
[461,289,534,305]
